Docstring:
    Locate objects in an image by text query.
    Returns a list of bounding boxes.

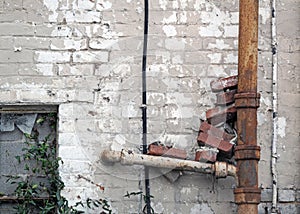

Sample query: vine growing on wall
[6,113,112,214]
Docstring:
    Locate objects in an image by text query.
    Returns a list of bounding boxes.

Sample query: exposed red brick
[216,89,237,105]
[197,132,233,154]
[147,144,187,159]
[199,121,234,142]
[210,75,238,92]
[195,149,217,163]
[206,106,237,125]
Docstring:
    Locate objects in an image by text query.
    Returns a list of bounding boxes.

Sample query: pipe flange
[235,92,260,108]
[214,162,228,178]
[234,145,261,160]
[234,187,261,204]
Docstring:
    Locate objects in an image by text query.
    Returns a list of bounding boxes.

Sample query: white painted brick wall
[0,0,299,213]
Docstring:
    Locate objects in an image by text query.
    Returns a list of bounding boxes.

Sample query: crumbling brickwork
[0,0,299,213]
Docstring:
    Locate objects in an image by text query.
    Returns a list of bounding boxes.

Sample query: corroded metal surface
[235,0,261,213]
[235,92,260,108]
[101,149,237,178]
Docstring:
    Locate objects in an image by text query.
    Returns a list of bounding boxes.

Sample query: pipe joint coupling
[234,187,261,204]
[235,92,260,108]
[234,145,260,160]
[214,162,228,178]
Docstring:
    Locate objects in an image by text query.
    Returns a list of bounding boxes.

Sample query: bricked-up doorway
[0,106,58,213]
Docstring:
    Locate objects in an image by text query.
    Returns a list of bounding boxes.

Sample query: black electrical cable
[142,0,151,213]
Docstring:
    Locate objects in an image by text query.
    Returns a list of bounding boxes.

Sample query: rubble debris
[145,75,238,169]
[216,89,237,105]
[210,75,238,92]
[195,147,218,163]
[206,106,237,125]
[197,132,233,155]
[199,121,234,142]
[147,144,187,160]
[196,75,238,162]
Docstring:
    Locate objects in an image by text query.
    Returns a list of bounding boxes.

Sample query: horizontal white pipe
[101,149,237,178]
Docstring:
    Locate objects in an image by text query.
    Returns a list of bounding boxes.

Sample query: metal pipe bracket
[235,145,261,161]
[234,187,261,204]
[235,92,260,108]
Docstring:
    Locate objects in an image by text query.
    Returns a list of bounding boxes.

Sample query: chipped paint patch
[190,203,214,214]
[208,53,222,63]
[194,0,206,11]
[163,12,177,24]
[224,53,238,64]
[35,64,55,76]
[159,0,168,10]
[180,187,192,194]
[97,0,112,10]
[260,96,272,109]
[259,7,270,25]
[258,112,267,126]
[278,117,286,138]
[43,0,59,11]
[179,0,188,9]
[208,39,231,50]
[163,25,177,37]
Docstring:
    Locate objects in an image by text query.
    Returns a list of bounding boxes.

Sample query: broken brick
[197,132,233,154]
[210,75,238,92]
[199,121,234,142]
[147,144,187,159]
[206,106,237,125]
[216,89,237,105]
[195,149,217,163]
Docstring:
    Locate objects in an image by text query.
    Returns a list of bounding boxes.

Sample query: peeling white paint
[97,0,112,10]
[43,0,59,11]
[194,0,206,11]
[136,6,143,14]
[260,96,272,109]
[159,0,168,10]
[172,0,179,9]
[224,53,238,64]
[278,117,286,138]
[152,202,164,213]
[199,25,222,37]
[190,203,214,214]
[198,2,232,38]
[207,53,222,63]
[259,7,270,25]
[208,39,230,50]
[163,25,177,37]
[180,187,191,194]
[179,11,187,23]
[162,12,177,24]
[258,112,267,126]
[172,54,183,64]
[89,38,119,50]
[43,0,59,22]
[179,0,188,9]
[51,26,72,37]
[35,64,55,76]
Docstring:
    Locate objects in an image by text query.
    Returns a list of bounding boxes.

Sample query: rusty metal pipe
[234,0,261,213]
[101,149,237,178]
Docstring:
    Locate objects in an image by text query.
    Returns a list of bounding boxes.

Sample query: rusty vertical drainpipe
[234,0,261,214]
